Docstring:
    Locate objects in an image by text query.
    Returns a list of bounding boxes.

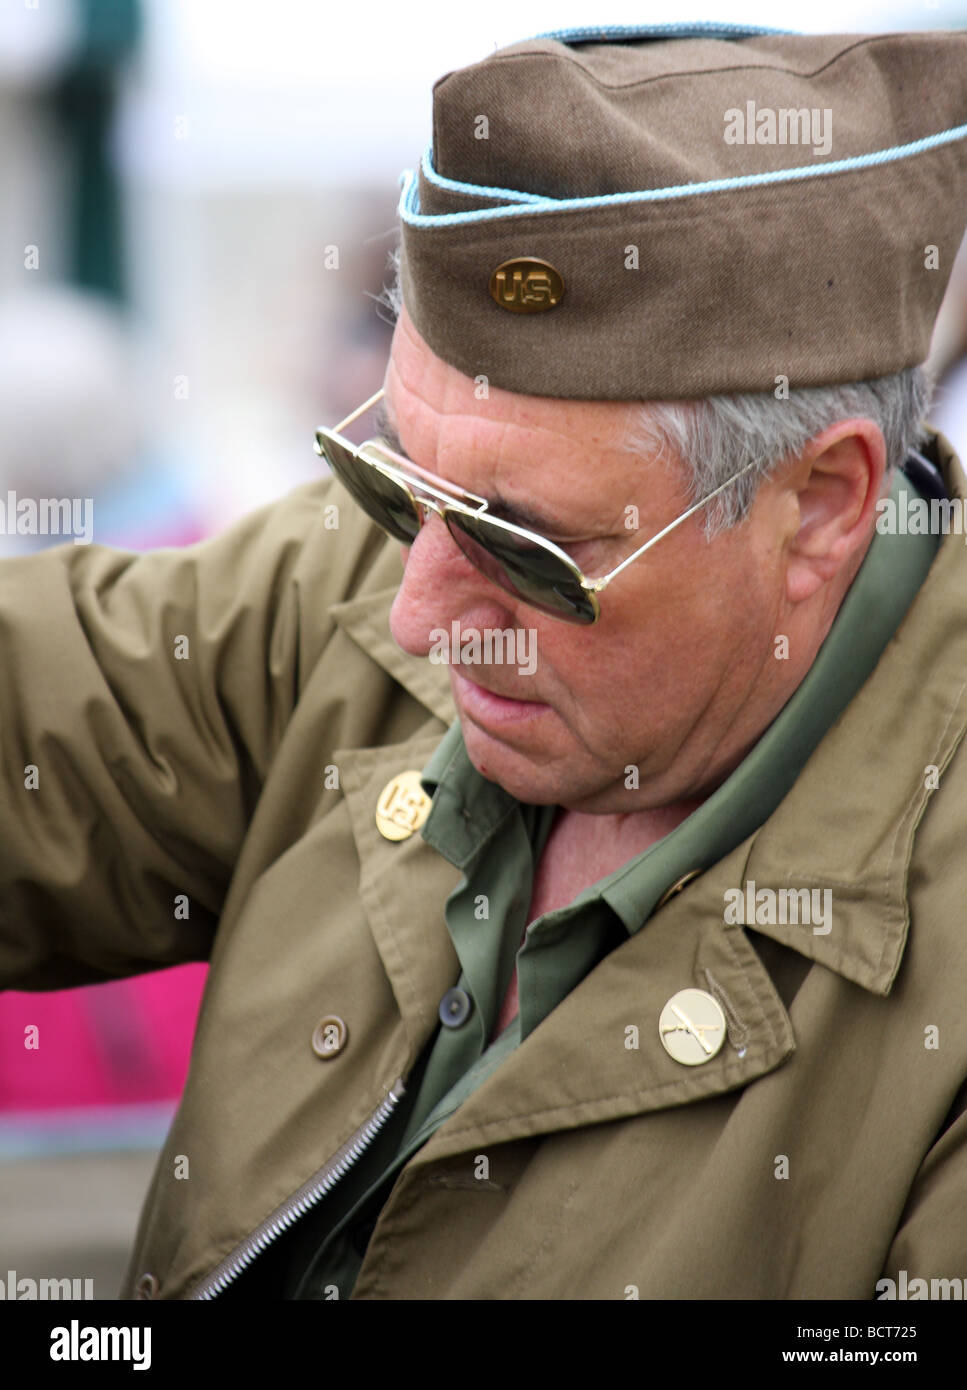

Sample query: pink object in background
[0,965,208,1112]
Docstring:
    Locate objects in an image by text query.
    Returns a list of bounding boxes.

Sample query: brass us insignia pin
[375,770,432,841]
[489,257,564,313]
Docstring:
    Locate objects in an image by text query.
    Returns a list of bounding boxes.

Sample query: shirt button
[439,987,473,1028]
[134,1273,159,1299]
[312,1015,349,1058]
[659,988,727,1066]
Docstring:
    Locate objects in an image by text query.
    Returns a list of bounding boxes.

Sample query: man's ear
[783,418,887,606]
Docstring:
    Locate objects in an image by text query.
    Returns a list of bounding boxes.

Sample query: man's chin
[457,714,581,805]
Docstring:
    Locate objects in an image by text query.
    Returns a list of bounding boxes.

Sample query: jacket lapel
[329,587,456,725]
[328,584,464,1056]
[334,732,464,1061]
[738,432,967,993]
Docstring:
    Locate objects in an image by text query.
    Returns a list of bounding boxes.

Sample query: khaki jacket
[2,435,967,1300]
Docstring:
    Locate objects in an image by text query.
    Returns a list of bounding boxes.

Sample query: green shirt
[229,465,937,1300]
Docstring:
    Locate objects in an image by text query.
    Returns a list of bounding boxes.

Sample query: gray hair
[377,248,935,536]
[625,366,935,536]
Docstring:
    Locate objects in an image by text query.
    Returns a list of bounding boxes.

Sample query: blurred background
[1,0,966,1298]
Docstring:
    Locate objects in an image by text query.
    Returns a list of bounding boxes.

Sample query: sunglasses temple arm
[333,387,385,435]
[589,459,761,592]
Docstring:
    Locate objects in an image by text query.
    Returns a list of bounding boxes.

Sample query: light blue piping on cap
[531,22,798,42]
[399,121,967,229]
[418,146,546,204]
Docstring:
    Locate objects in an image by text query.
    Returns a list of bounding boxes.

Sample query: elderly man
[4,25,967,1302]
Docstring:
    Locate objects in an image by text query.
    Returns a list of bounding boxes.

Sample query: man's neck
[542,797,705,886]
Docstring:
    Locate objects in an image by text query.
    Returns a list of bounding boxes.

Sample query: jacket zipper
[187,1080,406,1299]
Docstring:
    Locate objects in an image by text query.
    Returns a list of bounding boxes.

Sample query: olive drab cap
[396,23,967,400]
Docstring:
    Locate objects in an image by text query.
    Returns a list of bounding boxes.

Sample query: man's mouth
[450,669,550,726]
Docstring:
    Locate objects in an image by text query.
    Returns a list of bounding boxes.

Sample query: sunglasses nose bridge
[408,496,478,572]
[411,494,445,526]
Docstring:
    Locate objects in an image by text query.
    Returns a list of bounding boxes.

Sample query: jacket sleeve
[0,475,386,992]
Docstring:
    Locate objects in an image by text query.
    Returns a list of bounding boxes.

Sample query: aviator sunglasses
[314,387,759,625]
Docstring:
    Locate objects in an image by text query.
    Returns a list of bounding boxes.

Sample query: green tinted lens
[315,432,421,543]
[444,512,597,624]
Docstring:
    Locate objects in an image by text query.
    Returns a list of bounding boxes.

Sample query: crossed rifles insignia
[658,989,727,1066]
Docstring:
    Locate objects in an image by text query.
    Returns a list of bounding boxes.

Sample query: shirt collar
[419,718,519,869]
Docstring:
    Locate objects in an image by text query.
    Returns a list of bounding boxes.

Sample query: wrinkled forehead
[380,303,669,530]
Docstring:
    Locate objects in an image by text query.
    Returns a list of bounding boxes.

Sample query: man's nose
[388,510,496,657]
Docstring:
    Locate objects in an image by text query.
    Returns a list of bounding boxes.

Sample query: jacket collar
[738,430,967,994]
[329,590,455,725]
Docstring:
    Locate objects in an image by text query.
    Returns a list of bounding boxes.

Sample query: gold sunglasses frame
[314,386,760,625]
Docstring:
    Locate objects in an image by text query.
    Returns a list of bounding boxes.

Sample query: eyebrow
[372,398,409,460]
[370,399,585,537]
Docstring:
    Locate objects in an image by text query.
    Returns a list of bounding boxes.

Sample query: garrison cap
[397,23,967,400]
